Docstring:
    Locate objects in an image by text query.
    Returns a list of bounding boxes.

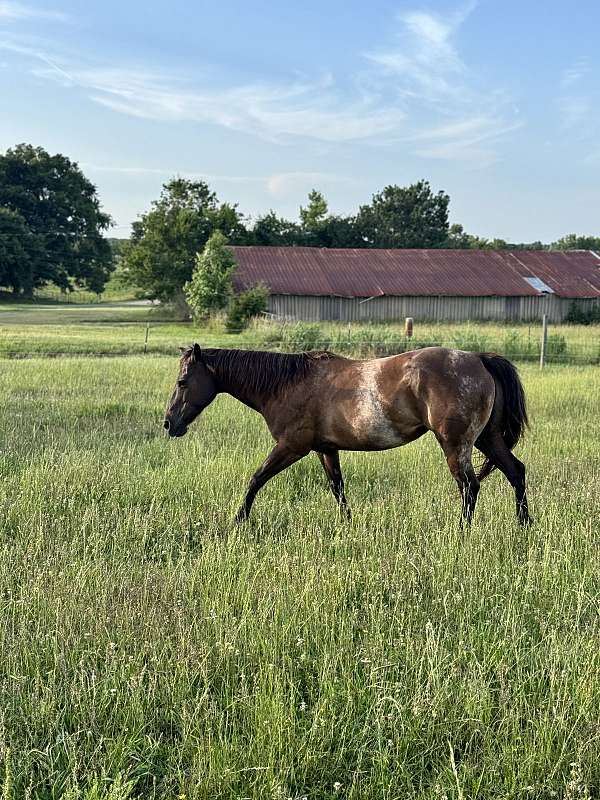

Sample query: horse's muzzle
[163,418,187,438]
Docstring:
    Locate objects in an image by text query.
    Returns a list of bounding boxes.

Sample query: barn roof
[229,247,600,299]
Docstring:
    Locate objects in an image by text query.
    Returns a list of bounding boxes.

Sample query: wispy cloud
[559,57,590,89]
[363,2,519,163]
[83,163,355,197]
[411,117,522,166]
[29,63,406,143]
[1,1,518,163]
[555,57,599,157]
[0,1,69,22]
[557,96,591,132]
[266,171,356,196]
[365,2,476,105]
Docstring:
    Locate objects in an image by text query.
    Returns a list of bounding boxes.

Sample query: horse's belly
[354,423,416,450]
[339,389,418,450]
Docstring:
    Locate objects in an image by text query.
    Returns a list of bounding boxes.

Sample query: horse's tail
[477,353,528,481]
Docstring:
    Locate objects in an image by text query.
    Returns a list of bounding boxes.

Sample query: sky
[1,0,599,241]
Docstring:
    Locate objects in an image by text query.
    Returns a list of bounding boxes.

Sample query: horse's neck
[206,351,265,412]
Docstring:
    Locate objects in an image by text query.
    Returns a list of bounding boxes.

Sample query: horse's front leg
[234,442,307,523]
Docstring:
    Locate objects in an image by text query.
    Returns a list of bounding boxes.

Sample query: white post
[539,314,548,369]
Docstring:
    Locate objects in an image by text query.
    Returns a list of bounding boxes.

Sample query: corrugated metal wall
[267,294,600,323]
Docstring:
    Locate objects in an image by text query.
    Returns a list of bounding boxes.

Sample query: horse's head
[164,344,218,438]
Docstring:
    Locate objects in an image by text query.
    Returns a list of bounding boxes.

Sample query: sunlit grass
[0,357,598,798]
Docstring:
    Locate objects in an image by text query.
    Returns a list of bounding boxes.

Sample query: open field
[0,354,598,799]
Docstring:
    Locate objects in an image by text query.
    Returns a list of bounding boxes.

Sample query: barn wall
[267,294,599,323]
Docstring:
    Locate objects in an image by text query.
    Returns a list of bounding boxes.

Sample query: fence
[33,287,103,304]
[2,321,598,364]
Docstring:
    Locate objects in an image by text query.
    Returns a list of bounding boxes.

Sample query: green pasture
[0,353,598,799]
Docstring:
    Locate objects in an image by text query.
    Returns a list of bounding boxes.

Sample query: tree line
[1,143,598,300]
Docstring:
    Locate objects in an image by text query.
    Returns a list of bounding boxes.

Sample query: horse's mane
[192,348,336,397]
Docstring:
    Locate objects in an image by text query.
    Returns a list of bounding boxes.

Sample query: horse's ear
[192,343,202,362]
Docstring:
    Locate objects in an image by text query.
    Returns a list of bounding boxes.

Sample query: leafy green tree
[251,211,303,246]
[552,233,600,250]
[225,283,270,332]
[0,207,42,293]
[122,178,247,301]
[300,189,328,235]
[444,223,476,248]
[320,215,364,247]
[253,193,363,248]
[298,190,364,247]
[357,180,449,248]
[184,231,236,318]
[0,143,113,295]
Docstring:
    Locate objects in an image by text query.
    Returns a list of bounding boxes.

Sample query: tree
[300,189,328,232]
[0,144,113,295]
[357,180,449,248]
[0,207,42,293]
[298,190,364,247]
[552,234,600,251]
[184,231,236,318]
[299,189,328,246]
[253,193,363,248]
[252,211,303,246]
[445,223,476,249]
[122,178,247,301]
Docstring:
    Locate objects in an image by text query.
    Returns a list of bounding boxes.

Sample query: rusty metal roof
[229,247,600,298]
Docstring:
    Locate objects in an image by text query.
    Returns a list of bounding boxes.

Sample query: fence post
[144,323,150,354]
[539,313,548,369]
[404,317,413,338]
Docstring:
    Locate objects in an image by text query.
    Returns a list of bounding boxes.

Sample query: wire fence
[32,287,104,304]
[2,326,599,364]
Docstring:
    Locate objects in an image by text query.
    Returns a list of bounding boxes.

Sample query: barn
[229,247,600,323]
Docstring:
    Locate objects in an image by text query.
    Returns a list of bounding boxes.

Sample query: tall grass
[0,357,598,798]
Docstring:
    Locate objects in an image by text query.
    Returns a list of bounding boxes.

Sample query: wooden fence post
[405,317,413,338]
[144,323,150,354]
[539,314,548,369]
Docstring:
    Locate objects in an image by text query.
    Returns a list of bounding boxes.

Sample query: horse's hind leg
[476,433,531,525]
[317,450,351,519]
[438,437,480,526]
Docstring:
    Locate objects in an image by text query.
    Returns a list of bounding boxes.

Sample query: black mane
[196,348,335,397]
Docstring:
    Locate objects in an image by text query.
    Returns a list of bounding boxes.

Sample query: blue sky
[1,0,599,240]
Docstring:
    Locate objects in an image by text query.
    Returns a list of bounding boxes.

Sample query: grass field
[0,351,598,798]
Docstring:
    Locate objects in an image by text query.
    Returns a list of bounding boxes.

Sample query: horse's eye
[177,379,186,388]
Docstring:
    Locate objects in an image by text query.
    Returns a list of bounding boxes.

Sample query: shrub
[546,333,567,358]
[260,322,325,351]
[565,301,600,325]
[225,284,270,332]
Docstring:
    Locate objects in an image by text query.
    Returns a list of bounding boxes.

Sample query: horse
[164,344,531,526]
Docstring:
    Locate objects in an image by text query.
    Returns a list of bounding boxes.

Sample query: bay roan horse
[164,345,531,526]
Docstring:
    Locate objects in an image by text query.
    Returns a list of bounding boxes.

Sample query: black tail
[477,353,528,481]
